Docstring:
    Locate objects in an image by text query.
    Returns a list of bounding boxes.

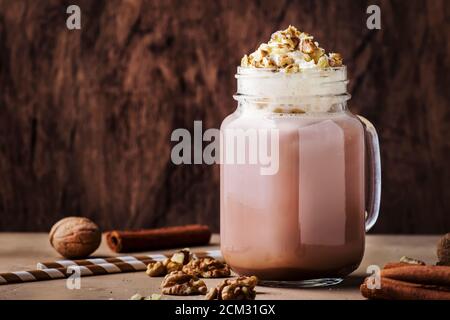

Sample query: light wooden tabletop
[0,233,440,300]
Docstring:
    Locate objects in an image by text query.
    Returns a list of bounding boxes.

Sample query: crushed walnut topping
[240,25,343,72]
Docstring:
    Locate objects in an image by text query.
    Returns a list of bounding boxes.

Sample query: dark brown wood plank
[0,0,448,233]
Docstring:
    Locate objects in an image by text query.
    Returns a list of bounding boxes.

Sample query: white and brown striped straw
[0,250,221,286]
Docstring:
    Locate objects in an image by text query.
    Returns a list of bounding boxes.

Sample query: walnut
[261,57,276,69]
[278,55,294,68]
[258,44,270,57]
[329,53,343,67]
[300,38,315,54]
[205,287,218,300]
[310,48,325,64]
[284,64,299,73]
[437,233,450,265]
[222,283,256,300]
[164,258,183,273]
[49,217,101,259]
[182,257,231,278]
[290,108,306,114]
[129,293,161,300]
[205,276,258,300]
[146,249,192,277]
[273,107,284,113]
[129,293,144,300]
[399,256,426,265]
[161,271,207,295]
[241,55,250,67]
[145,293,162,300]
[146,261,166,277]
[171,248,192,264]
[303,54,312,62]
[317,55,330,68]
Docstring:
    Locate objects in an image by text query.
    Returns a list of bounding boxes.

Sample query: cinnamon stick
[105,224,211,253]
[381,265,450,287]
[361,277,450,300]
[383,262,415,269]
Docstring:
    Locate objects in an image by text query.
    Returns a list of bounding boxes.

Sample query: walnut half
[161,271,207,295]
[182,257,231,278]
[205,276,258,300]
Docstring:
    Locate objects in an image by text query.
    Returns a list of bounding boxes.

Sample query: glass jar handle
[357,116,381,231]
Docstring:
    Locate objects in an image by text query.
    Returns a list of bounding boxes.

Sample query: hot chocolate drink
[220,26,380,284]
[221,112,365,280]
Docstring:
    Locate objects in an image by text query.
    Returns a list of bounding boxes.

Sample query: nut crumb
[130,293,162,300]
[129,293,144,300]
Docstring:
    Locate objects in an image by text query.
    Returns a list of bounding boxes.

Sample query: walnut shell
[437,233,450,265]
[49,217,101,258]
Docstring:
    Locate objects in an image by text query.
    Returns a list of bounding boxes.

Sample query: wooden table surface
[0,233,440,300]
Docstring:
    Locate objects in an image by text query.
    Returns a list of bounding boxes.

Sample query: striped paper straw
[37,250,222,269]
[0,250,222,286]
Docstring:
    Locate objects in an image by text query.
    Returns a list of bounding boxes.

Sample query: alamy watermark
[66,5,81,30]
[366,265,381,289]
[366,5,381,30]
[37,263,82,290]
[171,121,279,175]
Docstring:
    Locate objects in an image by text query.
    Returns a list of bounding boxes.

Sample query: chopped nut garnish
[300,38,315,54]
[241,55,250,67]
[290,108,306,114]
[284,64,299,73]
[161,271,207,295]
[273,107,284,113]
[241,25,343,72]
[329,53,343,67]
[205,276,258,300]
[317,56,330,68]
[182,257,231,278]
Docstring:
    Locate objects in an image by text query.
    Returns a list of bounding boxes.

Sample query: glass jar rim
[235,65,347,79]
[235,65,349,102]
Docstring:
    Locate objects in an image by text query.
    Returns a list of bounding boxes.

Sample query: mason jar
[220,66,381,287]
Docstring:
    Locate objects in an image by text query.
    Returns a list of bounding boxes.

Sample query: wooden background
[0,0,449,233]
